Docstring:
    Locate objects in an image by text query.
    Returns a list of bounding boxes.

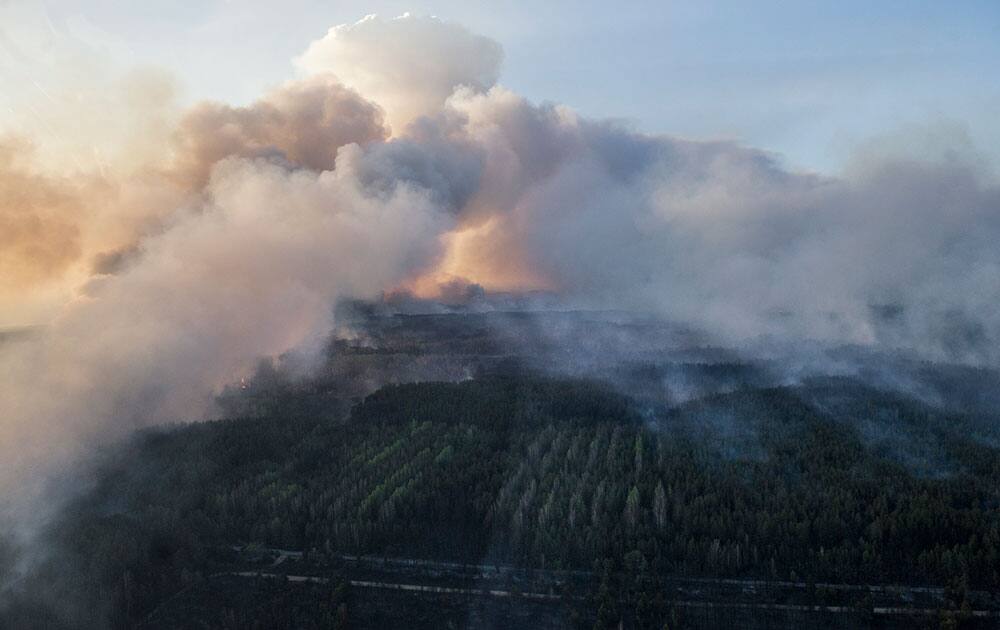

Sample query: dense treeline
[2,375,999,628]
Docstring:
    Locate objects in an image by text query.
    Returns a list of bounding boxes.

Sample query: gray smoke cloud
[409,86,1000,364]
[1,11,999,562]
[0,154,451,549]
[172,75,389,188]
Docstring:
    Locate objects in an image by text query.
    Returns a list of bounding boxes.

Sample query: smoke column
[1,12,1000,552]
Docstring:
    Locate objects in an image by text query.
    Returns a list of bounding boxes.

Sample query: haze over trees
[3,310,998,628]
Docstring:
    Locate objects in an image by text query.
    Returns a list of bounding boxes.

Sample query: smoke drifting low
[1,13,999,546]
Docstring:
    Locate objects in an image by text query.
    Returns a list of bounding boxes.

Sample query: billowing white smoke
[0,155,449,534]
[0,15,493,528]
[297,13,503,132]
[441,88,1000,362]
[436,86,1000,362]
[1,12,1000,540]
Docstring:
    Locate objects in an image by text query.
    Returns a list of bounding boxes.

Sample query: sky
[3,0,999,174]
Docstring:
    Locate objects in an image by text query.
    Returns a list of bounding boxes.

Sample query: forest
[2,363,999,629]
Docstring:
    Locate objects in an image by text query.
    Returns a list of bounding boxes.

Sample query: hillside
[2,310,1000,629]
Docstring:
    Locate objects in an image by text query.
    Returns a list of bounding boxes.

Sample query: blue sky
[12,0,1000,173]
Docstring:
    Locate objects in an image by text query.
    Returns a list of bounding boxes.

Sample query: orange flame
[404,218,552,299]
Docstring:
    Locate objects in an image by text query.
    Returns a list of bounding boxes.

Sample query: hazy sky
[4,0,999,174]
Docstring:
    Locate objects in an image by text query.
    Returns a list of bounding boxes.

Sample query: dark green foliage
[4,376,999,629]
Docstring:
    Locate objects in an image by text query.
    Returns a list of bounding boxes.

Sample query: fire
[404,218,553,299]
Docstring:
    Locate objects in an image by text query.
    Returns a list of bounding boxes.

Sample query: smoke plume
[297,13,504,132]
[0,137,84,291]
[172,75,389,188]
[1,12,1000,555]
